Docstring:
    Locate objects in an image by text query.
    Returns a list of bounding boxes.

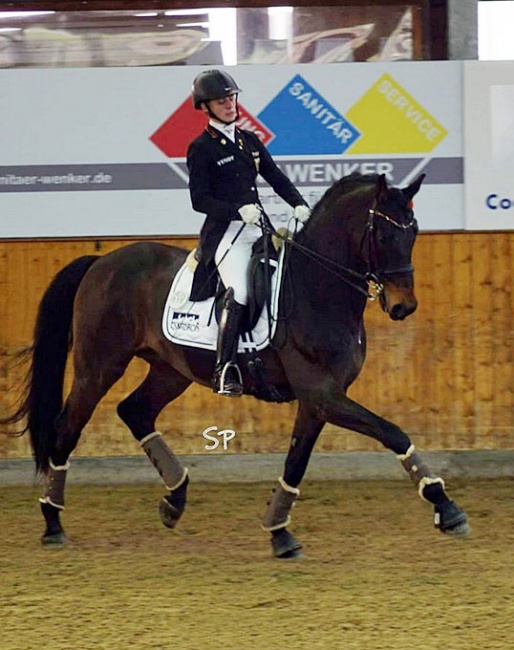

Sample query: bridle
[263,200,417,301]
[366,205,417,285]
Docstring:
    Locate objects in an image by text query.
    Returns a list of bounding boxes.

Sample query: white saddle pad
[162,247,285,353]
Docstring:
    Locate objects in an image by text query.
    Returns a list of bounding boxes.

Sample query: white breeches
[214,221,262,305]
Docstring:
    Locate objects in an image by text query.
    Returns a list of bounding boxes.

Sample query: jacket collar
[206,125,251,158]
[209,119,235,142]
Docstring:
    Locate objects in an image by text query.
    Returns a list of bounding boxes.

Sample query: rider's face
[204,93,238,123]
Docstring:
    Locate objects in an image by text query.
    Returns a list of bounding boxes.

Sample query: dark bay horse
[1,172,469,556]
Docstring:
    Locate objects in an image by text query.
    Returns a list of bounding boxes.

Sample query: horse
[1,172,469,557]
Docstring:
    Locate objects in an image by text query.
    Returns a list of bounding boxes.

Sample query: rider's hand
[238,204,261,224]
[294,205,311,223]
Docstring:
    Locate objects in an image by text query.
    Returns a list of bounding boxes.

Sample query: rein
[270,226,375,299]
[263,203,416,302]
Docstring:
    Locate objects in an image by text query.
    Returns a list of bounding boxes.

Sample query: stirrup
[214,362,243,397]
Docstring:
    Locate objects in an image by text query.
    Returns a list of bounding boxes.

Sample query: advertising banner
[0,62,463,238]
[464,61,514,230]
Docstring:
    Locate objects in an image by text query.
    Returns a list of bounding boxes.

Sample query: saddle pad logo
[169,312,200,332]
[258,74,361,155]
[150,97,273,158]
[346,73,448,154]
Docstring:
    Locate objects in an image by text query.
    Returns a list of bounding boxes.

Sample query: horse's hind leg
[39,462,70,546]
[40,362,131,546]
[117,360,192,529]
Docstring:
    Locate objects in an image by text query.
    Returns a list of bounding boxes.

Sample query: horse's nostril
[389,301,417,321]
[390,305,406,320]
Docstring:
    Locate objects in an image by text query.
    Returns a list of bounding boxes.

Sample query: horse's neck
[302,188,369,255]
[289,194,370,318]
[288,236,368,323]
[297,204,369,274]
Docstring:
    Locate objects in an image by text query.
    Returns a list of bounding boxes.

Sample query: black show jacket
[186,125,307,300]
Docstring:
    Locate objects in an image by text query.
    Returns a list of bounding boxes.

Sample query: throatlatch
[39,460,70,510]
[397,444,445,500]
[262,477,300,531]
[141,432,188,490]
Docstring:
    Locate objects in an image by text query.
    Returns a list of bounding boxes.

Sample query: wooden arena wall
[1,232,513,460]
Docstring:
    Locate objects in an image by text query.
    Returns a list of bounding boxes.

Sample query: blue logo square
[258,74,361,155]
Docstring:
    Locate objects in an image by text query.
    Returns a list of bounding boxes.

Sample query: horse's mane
[312,172,379,216]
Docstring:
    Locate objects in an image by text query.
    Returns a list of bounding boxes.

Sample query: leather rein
[263,202,417,301]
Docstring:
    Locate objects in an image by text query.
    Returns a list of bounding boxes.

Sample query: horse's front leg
[317,389,470,537]
[262,401,325,558]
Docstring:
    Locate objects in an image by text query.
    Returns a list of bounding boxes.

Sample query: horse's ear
[403,173,426,201]
[375,173,389,203]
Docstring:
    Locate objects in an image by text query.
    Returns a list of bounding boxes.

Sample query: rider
[187,69,310,397]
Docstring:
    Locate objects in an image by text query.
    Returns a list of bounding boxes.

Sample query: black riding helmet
[192,69,242,110]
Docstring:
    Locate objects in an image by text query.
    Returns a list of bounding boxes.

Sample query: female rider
[187,69,310,396]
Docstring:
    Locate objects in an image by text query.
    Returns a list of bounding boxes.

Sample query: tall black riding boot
[213,288,245,397]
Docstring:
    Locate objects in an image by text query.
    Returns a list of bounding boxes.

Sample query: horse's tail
[0,255,99,474]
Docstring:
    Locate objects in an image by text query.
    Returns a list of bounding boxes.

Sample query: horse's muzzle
[381,283,418,321]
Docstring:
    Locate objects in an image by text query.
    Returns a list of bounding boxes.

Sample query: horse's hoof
[442,521,471,537]
[276,547,305,559]
[159,478,188,529]
[271,529,304,559]
[41,532,67,547]
[434,500,471,538]
[159,496,183,529]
